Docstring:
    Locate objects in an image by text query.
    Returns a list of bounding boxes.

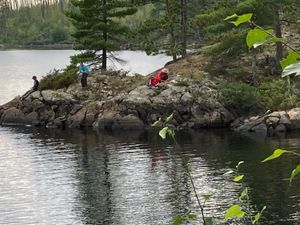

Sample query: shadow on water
[2,126,300,225]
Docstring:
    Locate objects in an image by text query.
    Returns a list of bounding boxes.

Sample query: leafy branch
[225,13,300,77]
[153,114,217,225]
[224,161,266,224]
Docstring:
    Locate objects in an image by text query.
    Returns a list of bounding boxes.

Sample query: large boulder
[1,107,26,125]
[93,111,120,130]
[24,111,40,126]
[66,107,87,128]
[287,108,300,129]
[41,90,76,104]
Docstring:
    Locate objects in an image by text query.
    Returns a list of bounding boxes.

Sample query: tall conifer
[66,0,137,70]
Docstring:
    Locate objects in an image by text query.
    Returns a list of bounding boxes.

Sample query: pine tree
[66,0,137,70]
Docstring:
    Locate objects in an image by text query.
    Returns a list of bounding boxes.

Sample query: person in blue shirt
[79,62,90,88]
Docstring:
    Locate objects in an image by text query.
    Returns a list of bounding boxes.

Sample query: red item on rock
[149,70,168,87]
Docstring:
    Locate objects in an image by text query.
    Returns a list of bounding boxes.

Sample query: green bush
[40,66,78,90]
[217,79,300,114]
[258,79,300,110]
[217,81,261,114]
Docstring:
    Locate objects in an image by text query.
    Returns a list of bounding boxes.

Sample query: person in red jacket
[149,68,169,87]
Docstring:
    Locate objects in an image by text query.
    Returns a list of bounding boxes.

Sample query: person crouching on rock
[79,62,90,88]
[20,76,40,100]
[149,68,169,88]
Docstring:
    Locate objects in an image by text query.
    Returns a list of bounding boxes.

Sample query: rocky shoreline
[2,63,300,135]
[0,69,236,130]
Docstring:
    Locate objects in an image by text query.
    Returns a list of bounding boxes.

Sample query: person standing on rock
[79,62,90,88]
[20,76,40,100]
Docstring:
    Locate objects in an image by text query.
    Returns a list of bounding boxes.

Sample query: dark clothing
[21,89,37,99]
[21,79,40,100]
[81,73,88,87]
[33,80,39,91]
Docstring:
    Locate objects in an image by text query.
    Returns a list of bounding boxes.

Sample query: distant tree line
[1,0,299,72]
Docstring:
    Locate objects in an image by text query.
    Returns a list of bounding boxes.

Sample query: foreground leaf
[290,164,300,183]
[224,13,238,21]
[165,113,174,123]
[236,161,244,170]
[159,127,169,139]
[173,214,196,225]
[282,62,300,77]
[202,193,213,201]
[234,175,244,182]
[239,187,249,201]
[280,51,300,69]
[224,13,253,26]
[204,217,217,225]
[225,204,245,220]
[261,149,289,163]
[246,28,272,49]
[151,118,161,127]
[252,206,266,224]
[233,13,253,26]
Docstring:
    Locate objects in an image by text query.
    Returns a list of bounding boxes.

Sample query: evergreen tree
[194,0,300,66]
[66,0,137,70]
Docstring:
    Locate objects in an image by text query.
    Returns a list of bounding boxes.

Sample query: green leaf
[236,161,244,170]
[159,127,169,139]
[234,175,244,182]
[225,204,245,220]
[290,164,300,183]
[186,213,197,220]
[280,51,300,69]
[173,215,184,225]
[151,118,161,127]
[233,13,253,26]
[204,217,217,225]
[224,13,238,21]
[202,193,213,200]
[172,214,196,225]
[165,113,174,123]
[252,206,266,224]
[297,20,300,24]
[282,62,300,77]
[261,149,290,163]
[246,28,272,49]
[239,187,249,201]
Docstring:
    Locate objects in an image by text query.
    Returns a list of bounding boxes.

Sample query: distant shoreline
[0,44,73,50]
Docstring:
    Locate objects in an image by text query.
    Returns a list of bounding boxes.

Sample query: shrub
[258,79,300,110]
[40,66,78,90]
[217,79,300,115]
[217,81,261,114]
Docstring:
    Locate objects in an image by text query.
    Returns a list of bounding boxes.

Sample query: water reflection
[0,127,300,225]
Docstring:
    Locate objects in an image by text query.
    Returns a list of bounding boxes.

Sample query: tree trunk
[102,0,107,71]
[274,6,283,69]
[180,0,187,57]
[0,0,9,40]
[166,0,177,61]
[251,52,257,85]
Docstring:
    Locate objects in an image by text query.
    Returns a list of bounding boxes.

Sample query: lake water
[0,50,300,225]
[0,127,300,225]
[0,50,171,105]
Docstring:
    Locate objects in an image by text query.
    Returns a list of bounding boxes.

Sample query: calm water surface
[0,50,171,105]
[0,127,300,225]
[0,50,300,224]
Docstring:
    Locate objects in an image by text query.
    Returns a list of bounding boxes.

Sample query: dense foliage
[0,3,73,46]
[218,79,300,115]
